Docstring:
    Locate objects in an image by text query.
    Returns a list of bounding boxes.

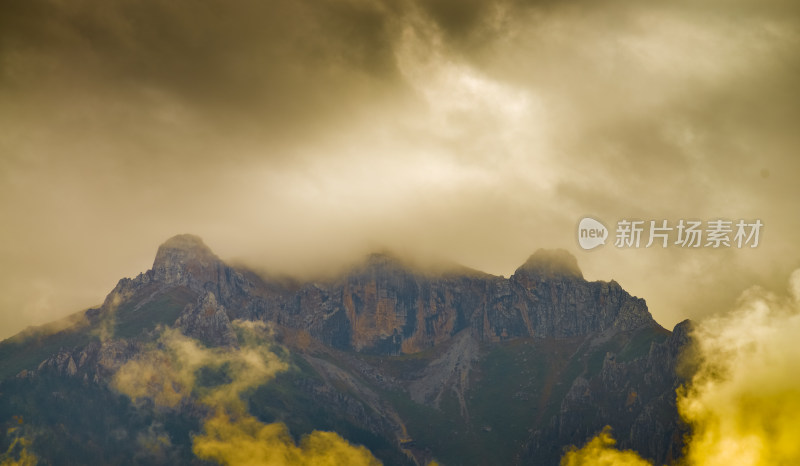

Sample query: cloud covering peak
[1,0,799,339]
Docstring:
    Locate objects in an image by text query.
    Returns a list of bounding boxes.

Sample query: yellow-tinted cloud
[193,411,381,466]
[677,269,800,466]
[135,424,174,463]
[0,428,37,466]
[560,268,800,466]
[560,426,653,466]
[112,320,382,465]
[111,321,287,409]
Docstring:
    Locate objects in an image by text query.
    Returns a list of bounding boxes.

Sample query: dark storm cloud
[1,0,799,339]
[0,0,407,150]
[417,0,490,39]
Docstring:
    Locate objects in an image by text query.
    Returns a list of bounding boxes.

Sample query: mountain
[0,235,692,465]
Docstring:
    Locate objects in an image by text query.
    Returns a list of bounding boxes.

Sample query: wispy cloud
[111,320,383,465]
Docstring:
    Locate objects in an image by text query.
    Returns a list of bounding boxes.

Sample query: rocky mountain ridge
[0,235,692,465]
[106,234,659,355]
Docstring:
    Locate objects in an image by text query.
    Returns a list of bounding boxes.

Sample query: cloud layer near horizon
[1,0,799,339]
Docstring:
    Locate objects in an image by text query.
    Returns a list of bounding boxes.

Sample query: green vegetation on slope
[246,353,414,466]
[113,286,196,339]
[0,324,95,381]
[0,286,198,381]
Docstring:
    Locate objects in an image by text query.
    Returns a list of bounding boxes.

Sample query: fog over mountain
[2,0,799,341]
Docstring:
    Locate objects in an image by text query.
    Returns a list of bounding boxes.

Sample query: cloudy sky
[1,0,799,340]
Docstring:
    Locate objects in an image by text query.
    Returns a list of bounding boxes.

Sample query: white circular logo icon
[578,217,608,250]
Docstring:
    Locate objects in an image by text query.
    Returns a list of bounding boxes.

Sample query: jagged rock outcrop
[35,339,142,382]
[37,350,78,377]
[175,292,238,347]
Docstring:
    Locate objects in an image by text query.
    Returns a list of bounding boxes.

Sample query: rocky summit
[0,235,693,465]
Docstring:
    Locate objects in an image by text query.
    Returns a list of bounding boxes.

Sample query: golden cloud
[192,411,381,466]
[561,268,800,466]
[111,320,382,465]
[111,322,287,409]
[677,269,800,466]
[560,426,653,466]
[0,428,37,466]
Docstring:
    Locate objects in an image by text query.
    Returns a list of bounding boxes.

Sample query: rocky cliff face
[102,234,258,317]
[86,237,660,357]
[175,292,238,348]
[250,248,656,355]
[524,320,693,464]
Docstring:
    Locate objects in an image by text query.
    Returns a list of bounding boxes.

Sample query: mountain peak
[357,251,480,277]
[343,251,410,279]
[156,234,213,256]
[515,248,583,279]
[364,251,404,267]
[152,234,221,284]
